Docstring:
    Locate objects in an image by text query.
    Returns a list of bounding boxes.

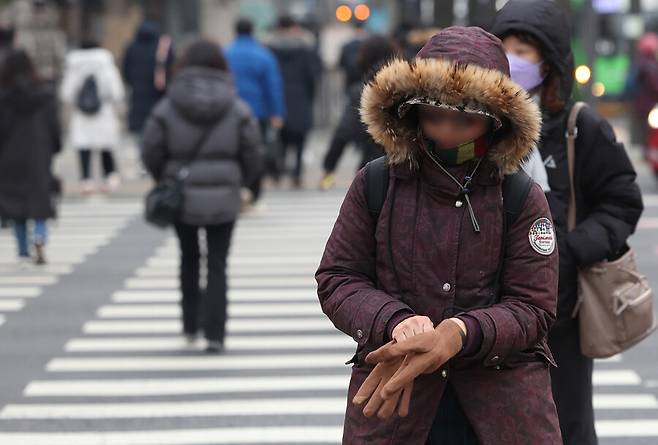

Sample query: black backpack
[363,156,533,292]
[76,75,101,115]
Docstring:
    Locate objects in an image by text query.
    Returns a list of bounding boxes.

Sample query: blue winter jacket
[225,36,285,121]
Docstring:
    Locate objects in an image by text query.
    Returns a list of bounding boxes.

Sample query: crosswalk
[0,191,656,444]
[0,198,141,329]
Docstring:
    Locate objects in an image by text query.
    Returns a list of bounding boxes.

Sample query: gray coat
[142,67,263,226]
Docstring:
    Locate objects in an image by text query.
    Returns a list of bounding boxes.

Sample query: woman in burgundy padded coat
[316,27,562,445]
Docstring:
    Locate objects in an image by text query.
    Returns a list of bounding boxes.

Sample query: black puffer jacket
[491,0,644,322]
[141,67,264,226]
[0,83,61,220]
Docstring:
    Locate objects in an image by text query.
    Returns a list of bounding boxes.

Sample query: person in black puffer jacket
[141,40,264,353]
[319,35,398,191]
[0,49,61,266]
[491,2,644,444]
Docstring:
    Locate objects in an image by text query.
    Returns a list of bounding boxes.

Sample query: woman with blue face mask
[492,2,644,445]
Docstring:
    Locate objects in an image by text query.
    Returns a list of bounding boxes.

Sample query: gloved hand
[352,354,414,418]
[354,319,465,418]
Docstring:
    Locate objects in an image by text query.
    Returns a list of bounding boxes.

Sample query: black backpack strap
[502,168,534,230]
[364,156,389,220]
[493,168,534,296]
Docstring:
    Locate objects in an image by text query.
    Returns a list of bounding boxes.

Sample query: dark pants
[79,149,116,180]
[280,127,307,180]
[549,318,598,445]
[174,221,235,343]
[427,384,479,445]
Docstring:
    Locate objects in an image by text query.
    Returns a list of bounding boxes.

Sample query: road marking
[0,300,25,311]
[82,318,336,334]
[97,303,324,318]
[593,394,658,409]
[593,370,642,386]
[46,354,349,372]
[124,277,317,290]
[596,419,658,437]
[24,375,350,397]
[112,289,316,303]
[0,426,343,444]
[0,287,42,298]
[0,397,346,419]
[0,276,58,286]
[65,335,354,352]
[135,266,319,277]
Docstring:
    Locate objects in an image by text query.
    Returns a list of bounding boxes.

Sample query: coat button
[356,329,364,339]
[442,283,451,292]
[455,200,463,208]
[494,365,502,370]
[491,355,500,363]
[441,369,448,379]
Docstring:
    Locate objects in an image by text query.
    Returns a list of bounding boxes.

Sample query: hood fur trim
[360,58,542,174]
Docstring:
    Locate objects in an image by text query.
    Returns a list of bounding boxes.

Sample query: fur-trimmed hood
[360,26,541,175]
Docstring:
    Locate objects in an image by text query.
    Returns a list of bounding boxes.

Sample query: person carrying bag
[566,102,656,358]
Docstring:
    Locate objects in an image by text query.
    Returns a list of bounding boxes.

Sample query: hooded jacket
[317,27,561,444]
[0,82,61,220]
[266,28,321,133]
[491,0,643,321]
[60,47,125,150]
[123,20,173,133]
[141,67,264,226]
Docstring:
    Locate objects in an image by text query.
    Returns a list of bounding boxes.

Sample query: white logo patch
[529,217,556,256]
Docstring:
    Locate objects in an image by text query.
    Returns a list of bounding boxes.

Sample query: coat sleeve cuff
[363,300,414,348]
[385,309,416,341]
[457,315,483,357]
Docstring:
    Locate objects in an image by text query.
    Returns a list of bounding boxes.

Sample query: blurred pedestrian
[492,2,644,444]
[266,16,321,188]
[630,33,658,151]
[3,0,66,82]
[338,20,369,92]
[123,18,174,137]
[317,26,561,444]
[319,35,398,190]
[226,17,285,201]
[0,25,14,65]
[141,39,263,353]
[60,39,125,195]
[0,26,14,230]
[0,49,61,266]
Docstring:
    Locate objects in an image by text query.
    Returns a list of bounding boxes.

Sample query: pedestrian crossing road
[0,192,657,444]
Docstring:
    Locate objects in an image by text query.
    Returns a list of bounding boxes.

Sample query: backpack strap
[364,156,389,219]
[364,155,533,228]
[502,168,534,229]
[493,168,534,297]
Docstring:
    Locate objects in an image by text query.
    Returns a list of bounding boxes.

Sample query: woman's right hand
[391,315,434,343]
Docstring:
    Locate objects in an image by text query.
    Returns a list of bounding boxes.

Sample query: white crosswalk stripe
[1,191,657,445]
[0,200,139,328]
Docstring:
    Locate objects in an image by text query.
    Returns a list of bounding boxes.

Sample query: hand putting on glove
[352,318,466,419]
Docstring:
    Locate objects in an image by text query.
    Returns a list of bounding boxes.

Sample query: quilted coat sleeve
[316,169,415,351]
[464,183,559,367]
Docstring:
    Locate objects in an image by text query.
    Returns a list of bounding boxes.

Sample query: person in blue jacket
[226,18,285,200]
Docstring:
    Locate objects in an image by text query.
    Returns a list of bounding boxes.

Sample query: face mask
[423,133,491,166]
[506,52,546,92]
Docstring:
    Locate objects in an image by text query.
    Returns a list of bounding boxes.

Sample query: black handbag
[145,124,215,228]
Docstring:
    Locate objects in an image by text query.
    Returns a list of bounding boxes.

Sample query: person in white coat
[60,40,125,194]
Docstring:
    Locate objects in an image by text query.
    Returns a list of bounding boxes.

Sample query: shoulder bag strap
[566,102,588,232]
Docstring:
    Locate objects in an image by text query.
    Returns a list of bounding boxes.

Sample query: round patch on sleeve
[528,217,556,256]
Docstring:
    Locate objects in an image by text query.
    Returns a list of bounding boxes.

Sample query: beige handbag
[567,102,657,359]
